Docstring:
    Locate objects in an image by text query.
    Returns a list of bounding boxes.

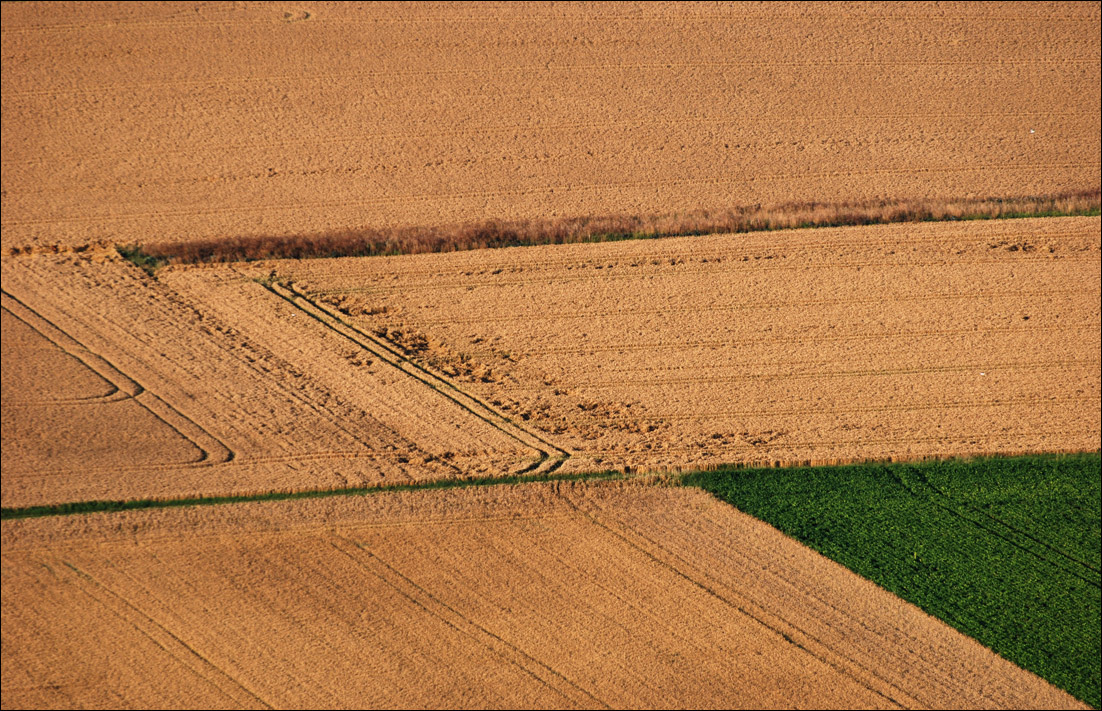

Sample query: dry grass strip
[109,189,1101,266]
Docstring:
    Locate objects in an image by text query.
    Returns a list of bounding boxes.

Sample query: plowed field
[2,1,1099,251]
[0,482,1085,709]
[276,216,1102,473]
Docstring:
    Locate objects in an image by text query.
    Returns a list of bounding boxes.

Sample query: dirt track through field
[278,216,1102,474]
[2,1,1098,251]
[0,482,1086,709]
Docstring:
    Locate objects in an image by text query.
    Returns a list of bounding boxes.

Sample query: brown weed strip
[131,189,1099,265]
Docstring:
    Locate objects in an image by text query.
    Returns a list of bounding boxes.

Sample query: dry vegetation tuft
[134,190,1100,266]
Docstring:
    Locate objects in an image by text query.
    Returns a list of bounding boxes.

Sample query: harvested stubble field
[2,1,1099,251]
[5,217,1096,509]
[3,0,1101,708]
[276,216,1102,474]
[0,252,543,509]
[0,482,1087,709]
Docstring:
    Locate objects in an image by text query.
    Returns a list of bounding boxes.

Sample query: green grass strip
[682,452,1101,709]
[0,465,617,521]
[115,244,166,275]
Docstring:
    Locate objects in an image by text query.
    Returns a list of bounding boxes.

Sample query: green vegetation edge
[113,191,1101,272]
[683,452,1102,709]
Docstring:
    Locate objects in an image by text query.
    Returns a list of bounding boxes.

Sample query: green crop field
[684,453,1102,709]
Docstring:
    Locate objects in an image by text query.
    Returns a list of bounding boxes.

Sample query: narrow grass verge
[128,189,1098,266]
[683,452,1101,709]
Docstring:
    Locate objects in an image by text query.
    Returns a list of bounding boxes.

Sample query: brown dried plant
[141,189,1100,265]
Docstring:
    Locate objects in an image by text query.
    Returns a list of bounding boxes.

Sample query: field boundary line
[262,279,569,476]
[305,227,1097,283]
[558,493,915,708]
[328,535,606,709]
[3,452,1096,522]
[574,491,966,707]
[674,504,988,704]
[0,469,630,521]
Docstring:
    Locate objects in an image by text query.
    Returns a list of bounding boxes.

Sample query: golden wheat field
[2,1,1100,709]
[4,217,1097,508]
[275,217,1102,474]
[0,483,1087,709]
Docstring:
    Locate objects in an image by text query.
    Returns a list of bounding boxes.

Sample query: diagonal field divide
[261,279,570,477]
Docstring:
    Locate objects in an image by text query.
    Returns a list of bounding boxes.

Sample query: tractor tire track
[263,280,569,477]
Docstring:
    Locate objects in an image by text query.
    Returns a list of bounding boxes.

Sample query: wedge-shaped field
[0,252,543,509]
[277,216,1102,472]
[2,1,1098,250]
[0,483,1084,709]
[689,453,1102,709]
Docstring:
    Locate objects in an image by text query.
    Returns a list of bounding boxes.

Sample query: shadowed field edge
[3,450,1097,521]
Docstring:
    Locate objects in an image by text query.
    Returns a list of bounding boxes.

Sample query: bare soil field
[0,482,1085,709]
[275,216,1102,474]
[2,1,1099,251]
[0,251,541,509]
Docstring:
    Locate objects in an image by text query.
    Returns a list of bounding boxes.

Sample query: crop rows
[3,1,1097,250]
[2,481,1085,708]
[685,453,1102,709]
